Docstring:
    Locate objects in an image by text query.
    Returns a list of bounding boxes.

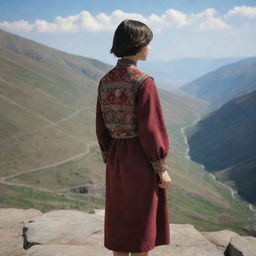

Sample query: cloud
[199,17,230,31]
[0,20,34,32]
[225,5,256,18]
[188,8,231,31]
[79,10,147,31]
[0,6,255,34]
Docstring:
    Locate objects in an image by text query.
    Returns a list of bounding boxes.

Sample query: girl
[96,19,172,256]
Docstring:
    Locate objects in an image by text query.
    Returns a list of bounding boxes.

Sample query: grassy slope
[0,29,255,236]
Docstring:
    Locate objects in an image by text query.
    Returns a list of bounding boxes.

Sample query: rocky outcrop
[224,236,256,256]
[0,208,43,256]
[163,223,223,256]
[0,208,255,256]
[201,230,241,252]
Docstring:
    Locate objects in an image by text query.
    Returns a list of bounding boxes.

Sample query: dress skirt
[104,136,170,253]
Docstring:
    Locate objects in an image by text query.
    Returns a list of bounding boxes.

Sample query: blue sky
[1,0,256,64]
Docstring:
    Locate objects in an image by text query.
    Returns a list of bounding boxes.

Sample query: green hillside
[0,28,255,236]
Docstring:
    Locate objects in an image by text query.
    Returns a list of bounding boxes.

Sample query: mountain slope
[0,28,255,235]
[186,90,256,204]
[0,29,111,82]
[179,57,256,111]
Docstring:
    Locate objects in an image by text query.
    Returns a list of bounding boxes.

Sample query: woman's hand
[158,170,171,189]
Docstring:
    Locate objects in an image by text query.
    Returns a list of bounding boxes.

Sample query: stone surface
[24,243,112,256]
[1,207,255,256]
[224,235,256,256]
[153,224,224,256]
[0,208,42,229]
[201,230,240,252]
[24,215,223,256]
[0,208,42,256]
[23,209,104,247]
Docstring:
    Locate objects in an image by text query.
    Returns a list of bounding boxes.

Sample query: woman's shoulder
[129,66,153,86]
[136,73,154,88]
[99,65,154,86]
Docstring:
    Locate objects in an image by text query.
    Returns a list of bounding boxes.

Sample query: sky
[0,0,256,65]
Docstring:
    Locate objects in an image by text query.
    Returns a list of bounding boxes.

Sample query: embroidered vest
[98,58,152,139]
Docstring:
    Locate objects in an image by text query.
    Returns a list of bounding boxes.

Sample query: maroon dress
[96,58,171,253]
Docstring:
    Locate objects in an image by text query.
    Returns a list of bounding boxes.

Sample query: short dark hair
[110,19,153,58]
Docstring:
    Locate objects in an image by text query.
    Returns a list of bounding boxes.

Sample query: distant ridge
[180,56,256,111]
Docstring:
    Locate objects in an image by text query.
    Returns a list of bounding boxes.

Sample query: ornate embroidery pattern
[151,157,168,173]
[98,58,152,139]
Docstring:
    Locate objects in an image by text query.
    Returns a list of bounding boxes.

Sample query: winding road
[0,140,98,194]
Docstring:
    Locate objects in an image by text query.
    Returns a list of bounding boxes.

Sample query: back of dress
[98,58,151,138]
[95,57,171,253]
[96,57,170,173]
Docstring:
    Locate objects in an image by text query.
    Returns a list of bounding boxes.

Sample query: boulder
[1,207,255,256]
[201,230,240,252]
[154,223,223,256]
[224,235,256,256]
[23,214,223,256]
[0,208,42,256]
[23,209,104,248]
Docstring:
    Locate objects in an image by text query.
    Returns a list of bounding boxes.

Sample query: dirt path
[0,141,98,191]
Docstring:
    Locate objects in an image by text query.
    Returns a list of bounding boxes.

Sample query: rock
[224,235,256,256]
[93,209,105,216]
[23,244,113,256]
[153,223,224,256]
[23,212,223,256]
[0,208,42,229]
[0,207,255,256]
[0,208,42,256]
[23,209,104,248]
[201,230,240,252]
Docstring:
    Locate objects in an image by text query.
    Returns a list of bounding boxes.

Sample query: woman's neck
[122,56,138,62]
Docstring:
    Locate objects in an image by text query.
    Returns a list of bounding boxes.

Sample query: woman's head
[110,19,153,60]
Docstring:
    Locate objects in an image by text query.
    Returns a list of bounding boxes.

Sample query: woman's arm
[135,77,170,174]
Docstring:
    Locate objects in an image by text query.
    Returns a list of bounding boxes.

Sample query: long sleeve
[96,84,112,163]
[135,77,170,174]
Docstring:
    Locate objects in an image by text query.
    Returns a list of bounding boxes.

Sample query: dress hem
[104,240,171,253]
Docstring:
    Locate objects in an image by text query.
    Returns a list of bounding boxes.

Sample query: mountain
[0,29,112,83]
[139,57,243,90]
[0,28,255,235]
[186,89,256,204]
[179,57,256,111]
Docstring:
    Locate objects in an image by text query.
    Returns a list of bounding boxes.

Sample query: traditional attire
[96,58,171,253]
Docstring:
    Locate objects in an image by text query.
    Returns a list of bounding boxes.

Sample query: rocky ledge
[0,208,255,256]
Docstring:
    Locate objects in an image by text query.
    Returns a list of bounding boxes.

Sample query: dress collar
[116,58,137,68]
